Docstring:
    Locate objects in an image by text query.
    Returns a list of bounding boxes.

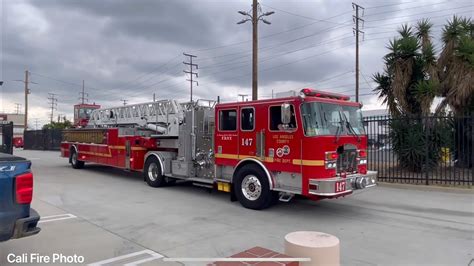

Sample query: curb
[377,182,473,194]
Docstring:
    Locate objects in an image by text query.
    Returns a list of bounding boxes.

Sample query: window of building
[219,109,237,131]
[241,108,254,131]
[269,105,297,131]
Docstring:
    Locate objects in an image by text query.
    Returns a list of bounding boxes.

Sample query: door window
[241,108,254,131]
[219,109,237,131]
[269,105,297,131]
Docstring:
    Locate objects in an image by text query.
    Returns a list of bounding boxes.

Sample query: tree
[437,16,474,114]
[373,23,438,117]
[42,120,72,130]
[373,16,473,170]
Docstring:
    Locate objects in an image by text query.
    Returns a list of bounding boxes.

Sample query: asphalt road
[1,149,473,265]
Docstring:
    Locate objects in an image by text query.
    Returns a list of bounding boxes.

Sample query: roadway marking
[38,213,77,224]
[88,250,164,266]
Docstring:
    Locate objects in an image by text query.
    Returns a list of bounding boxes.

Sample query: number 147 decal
[241,138,253,146]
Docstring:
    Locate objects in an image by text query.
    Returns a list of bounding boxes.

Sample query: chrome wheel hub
[148,162,159,181]
[241,175,262,201]
[71,152,77,164]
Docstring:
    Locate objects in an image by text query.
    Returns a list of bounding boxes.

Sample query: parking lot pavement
[1,149,473,265]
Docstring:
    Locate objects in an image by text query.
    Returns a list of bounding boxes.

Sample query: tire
[143,156,167,187]
[234,164,273,210]
[70,148,84,169]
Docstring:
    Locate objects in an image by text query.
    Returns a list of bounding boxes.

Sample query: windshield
[78,108,95,119]
[301,102,365,136]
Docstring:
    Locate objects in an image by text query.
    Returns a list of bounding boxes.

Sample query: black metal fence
[364,114,473,187]
[24,129,62,151]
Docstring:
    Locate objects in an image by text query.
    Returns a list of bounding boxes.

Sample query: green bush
[390,115,453,172]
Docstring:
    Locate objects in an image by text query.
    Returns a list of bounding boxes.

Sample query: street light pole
[237,1,274,101]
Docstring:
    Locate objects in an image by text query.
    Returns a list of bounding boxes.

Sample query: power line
[201,32,353,71]
[365,4,474,23]
[364,1,449,16]
[261,3,352,26]
[363,9,473,29]
[193,10,352,53]
[112,54,181,91]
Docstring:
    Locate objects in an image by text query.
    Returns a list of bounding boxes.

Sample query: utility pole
[238,94,248,102]
[24,71,29,130]
[14,103,21,114]
[237,1,274,101]
[24,70,31,130]
[79,80,88,104]
[120,99,128,106]
[353,2,364,102]
[48,93,58,124]
[153,93,156,102]
[34,118,39,130]
[183,53,198,102]
[13,70,36,130]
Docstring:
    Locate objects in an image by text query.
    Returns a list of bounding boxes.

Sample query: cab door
[266,104,301,174]
[215,108,239,165]
[239,107,257,158]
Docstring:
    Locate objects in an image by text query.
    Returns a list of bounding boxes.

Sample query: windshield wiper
[334,112,344,143]
[342,112,361,142]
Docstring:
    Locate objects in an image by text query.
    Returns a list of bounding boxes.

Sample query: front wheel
[234,164,274,210]
[70,148,84,169]
[143,156,167,187]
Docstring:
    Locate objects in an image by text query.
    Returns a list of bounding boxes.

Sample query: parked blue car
[0,153,40,241]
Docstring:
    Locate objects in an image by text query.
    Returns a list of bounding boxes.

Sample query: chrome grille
[337,148,357,173]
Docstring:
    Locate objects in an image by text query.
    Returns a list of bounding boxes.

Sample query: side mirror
[281,103,291,124]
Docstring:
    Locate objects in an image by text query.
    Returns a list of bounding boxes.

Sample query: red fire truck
[61,89,376,209]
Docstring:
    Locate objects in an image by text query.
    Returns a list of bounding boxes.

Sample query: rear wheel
[70,148,84,169]
[143,156,166,187]
[234,164,273,210]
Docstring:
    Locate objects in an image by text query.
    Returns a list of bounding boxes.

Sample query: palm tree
[373,16,473,170]
[437,16,473,114]
[373,24,435,116]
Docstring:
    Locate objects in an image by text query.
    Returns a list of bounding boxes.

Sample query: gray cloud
[1,0,472,127]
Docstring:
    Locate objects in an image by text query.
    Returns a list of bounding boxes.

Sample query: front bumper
[308,171,377,197]
[12,208,41,239]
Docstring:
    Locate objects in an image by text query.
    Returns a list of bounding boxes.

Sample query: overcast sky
[0,0,472,128]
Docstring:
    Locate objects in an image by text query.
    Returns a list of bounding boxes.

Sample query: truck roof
[216,95,360,108]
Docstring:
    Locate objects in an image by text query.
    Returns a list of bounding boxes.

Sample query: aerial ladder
[88,100,185,137]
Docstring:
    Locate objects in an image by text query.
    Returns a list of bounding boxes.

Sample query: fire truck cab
[73,103,101,127]
[61,89,376,210]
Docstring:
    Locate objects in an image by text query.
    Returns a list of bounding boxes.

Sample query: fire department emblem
[277,145,291,158]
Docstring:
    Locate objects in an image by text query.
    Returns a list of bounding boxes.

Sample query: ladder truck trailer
[60,88,376,209]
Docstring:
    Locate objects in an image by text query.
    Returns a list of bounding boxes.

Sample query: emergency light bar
[300,88,350,101]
